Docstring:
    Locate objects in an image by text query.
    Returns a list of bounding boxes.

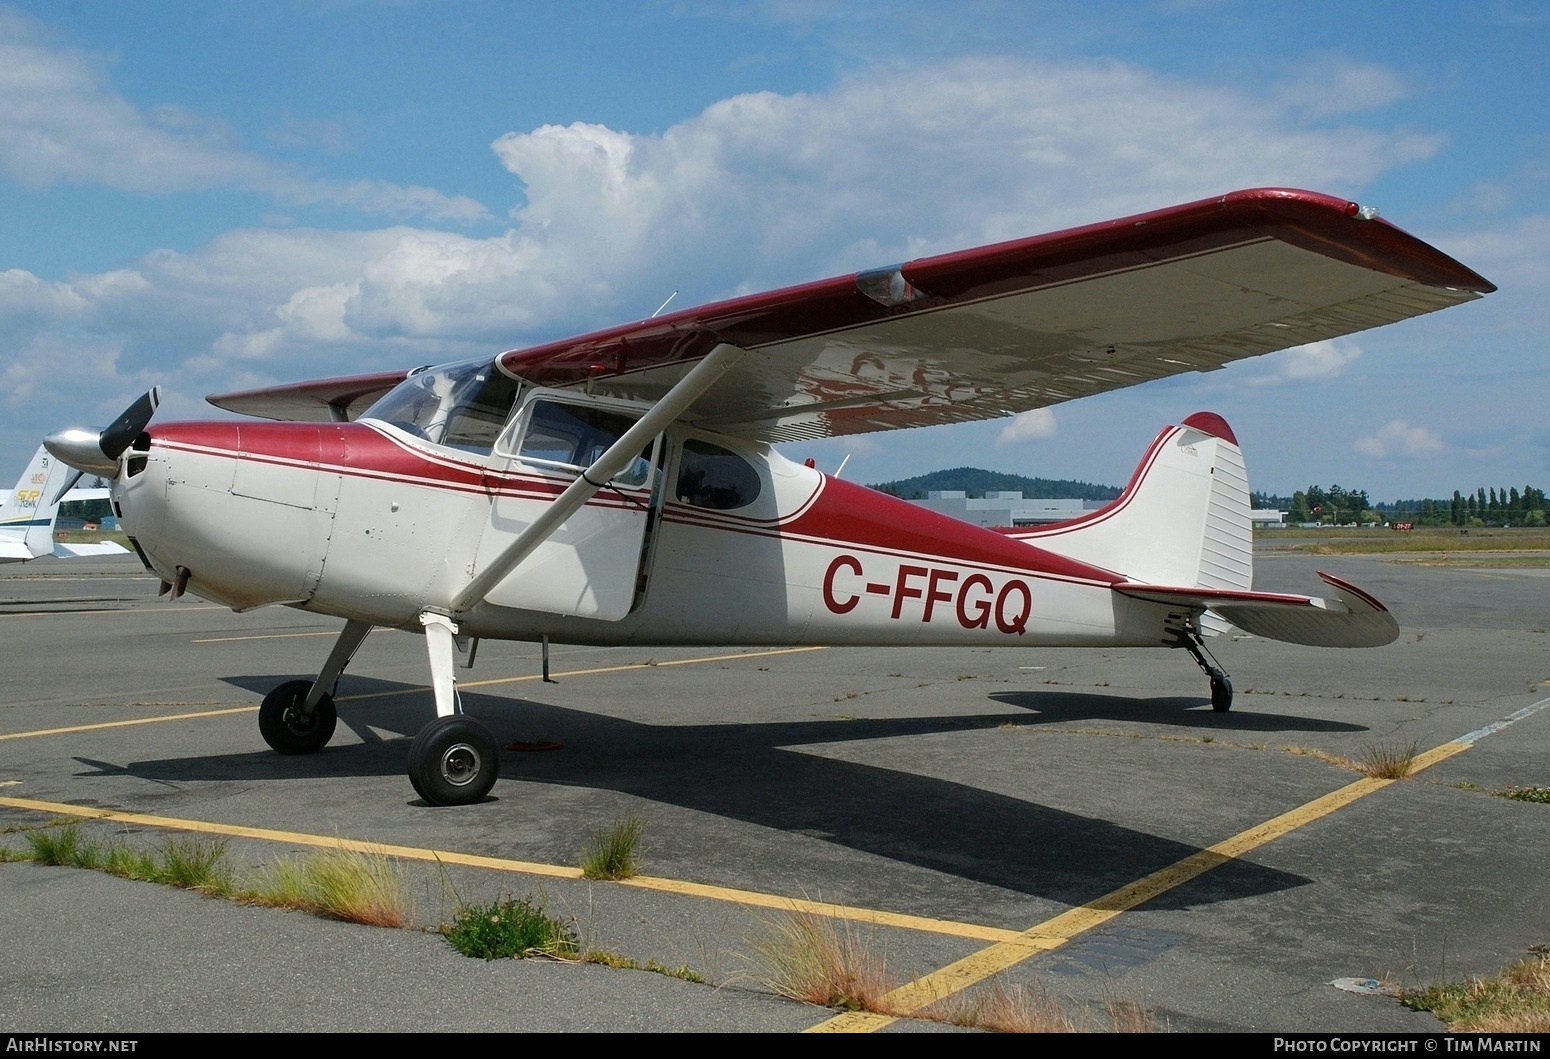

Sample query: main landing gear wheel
[408,716,499,806]
[1210,674,1234,713]
[258,679,337,754]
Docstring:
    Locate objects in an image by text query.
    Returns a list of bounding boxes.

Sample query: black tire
[407,716,498,806]
[1210,674,1233,713]
[259,679,337,754]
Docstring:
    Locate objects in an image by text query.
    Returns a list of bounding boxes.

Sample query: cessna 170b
[44,188,1492,805]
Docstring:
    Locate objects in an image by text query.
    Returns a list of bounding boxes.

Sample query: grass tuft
[580,815,644,881]
[749,907,893,1012]
[940,980,1081,1032]
[242,846,413,927]
[1404,948,1550,1031]
[306,847,413,927]
[935,980,1158,1033]
[26,823,88,866]
[442,894,578,960]
[1358,740,1419,779]
[157,836,232,894]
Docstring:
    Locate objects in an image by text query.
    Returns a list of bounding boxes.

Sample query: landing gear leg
[406,611,498,805]
[1182,629,1233,713]
[258,619,372,754]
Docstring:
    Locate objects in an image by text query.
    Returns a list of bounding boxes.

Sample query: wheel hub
[439,742,482,787]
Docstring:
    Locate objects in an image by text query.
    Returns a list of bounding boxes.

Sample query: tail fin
[0,446,67,561]
[1011,412,1252,592]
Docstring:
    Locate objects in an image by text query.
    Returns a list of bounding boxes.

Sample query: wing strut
[447,340,746,616]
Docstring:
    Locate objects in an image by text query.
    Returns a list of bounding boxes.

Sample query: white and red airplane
[45,188,1492,805]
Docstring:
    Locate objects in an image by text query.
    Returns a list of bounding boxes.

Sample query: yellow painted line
[0,794,1016,944]
[0,706,256,741]
[621,876,1022,943]
[0,796,582,879]
[193,631,338,643]
[810,736,1479,1031]
[0,646,830,740]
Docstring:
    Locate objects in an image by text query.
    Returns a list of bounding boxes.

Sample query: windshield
[362,358,522,451]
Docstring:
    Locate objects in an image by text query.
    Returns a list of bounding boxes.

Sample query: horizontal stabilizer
[53,542,130,558]
[1113,571,1398,648]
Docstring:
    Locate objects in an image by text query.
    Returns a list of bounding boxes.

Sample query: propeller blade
[44,386,162,478]
[49,468,85,506]
[100,387,161,460]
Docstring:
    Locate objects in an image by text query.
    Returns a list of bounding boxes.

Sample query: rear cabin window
[675,438,761,510]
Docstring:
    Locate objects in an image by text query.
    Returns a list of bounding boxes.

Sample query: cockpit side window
[362,359,522,452]
[513,401,653,487]
[675,438,761,509]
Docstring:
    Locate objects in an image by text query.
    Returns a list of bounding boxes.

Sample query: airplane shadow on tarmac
[74,673,1368,911]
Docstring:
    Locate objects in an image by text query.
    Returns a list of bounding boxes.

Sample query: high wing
[208,369,412,423]
[208,188,1491,435]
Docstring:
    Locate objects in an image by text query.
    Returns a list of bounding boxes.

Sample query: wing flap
[1114,571,1399,649]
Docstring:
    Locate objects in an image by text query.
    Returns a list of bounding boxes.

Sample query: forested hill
[868,467,1121,501]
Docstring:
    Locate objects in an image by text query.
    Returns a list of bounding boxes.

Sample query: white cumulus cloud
[0,10,487,222]
[995,408,1058,446]
[1354,420,1446,459]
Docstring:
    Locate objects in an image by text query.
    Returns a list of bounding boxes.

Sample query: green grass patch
[441,894,579,960]
[580,815,644,880]
[583,949,705,983]
[158,836,232,894]
[1403,948,1550,1031]
[26,822,91,866]
[1501,785,1550,804]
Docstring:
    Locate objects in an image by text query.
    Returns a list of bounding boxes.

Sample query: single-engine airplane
[44,188,1492,805]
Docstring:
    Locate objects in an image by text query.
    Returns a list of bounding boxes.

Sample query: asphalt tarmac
[1,550,1546,1034]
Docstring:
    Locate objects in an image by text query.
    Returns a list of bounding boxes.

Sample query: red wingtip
[1181,412,1237,445]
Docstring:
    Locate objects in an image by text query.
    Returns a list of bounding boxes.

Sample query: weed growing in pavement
[1404,947,1550,1031]
[1357,740,1419,780]
[580,815,644,880]
[442,893,579,960]
[242,847,413,927]
[749,906,893,1012]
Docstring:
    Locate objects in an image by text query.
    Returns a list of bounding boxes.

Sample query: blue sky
[2,1,1545,501]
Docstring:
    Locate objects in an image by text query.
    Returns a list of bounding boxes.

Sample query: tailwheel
[1210,674,1233,713]
[408,715,498,806]
[1180,627,1234,714]
[258,679,337,754]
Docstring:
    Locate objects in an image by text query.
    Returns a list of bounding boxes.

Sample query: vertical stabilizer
[0,446,67,561]
[1010,414,1253,605]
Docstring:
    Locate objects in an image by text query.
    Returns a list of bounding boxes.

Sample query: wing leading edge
[209,189,1491,435]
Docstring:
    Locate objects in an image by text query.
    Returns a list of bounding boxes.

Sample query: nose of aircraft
[43,387,162,479]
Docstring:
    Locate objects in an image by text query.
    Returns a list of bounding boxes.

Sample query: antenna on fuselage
[835,454,852,479]
[651,291,679,318]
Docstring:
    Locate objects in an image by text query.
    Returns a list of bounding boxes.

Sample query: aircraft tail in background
[0,446,127,563]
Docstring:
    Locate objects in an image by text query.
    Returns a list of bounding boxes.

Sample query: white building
[910,490,1104,528]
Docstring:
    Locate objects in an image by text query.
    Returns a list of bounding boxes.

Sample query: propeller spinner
[44,387,162,479]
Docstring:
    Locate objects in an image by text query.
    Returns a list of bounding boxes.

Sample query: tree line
[1266,484,1548,528]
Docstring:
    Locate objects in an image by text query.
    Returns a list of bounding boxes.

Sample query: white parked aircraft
[0,446,125,563]
[45,189,1492,804]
